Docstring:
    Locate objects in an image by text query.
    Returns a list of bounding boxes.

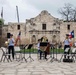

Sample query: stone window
[67,24,70,30]
[53,35,56,38]
[56,27,60,30]
[42,24,46,30]
[17,25,20,30]
[33,35,35,37]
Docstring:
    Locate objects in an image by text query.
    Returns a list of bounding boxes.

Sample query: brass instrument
[5,41,9,47]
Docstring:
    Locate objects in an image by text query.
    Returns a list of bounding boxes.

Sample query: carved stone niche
[53,35,56,38]
[53,23,56,26]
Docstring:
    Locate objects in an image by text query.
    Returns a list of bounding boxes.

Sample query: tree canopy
[0,18,4,25]
[58,3,76,22]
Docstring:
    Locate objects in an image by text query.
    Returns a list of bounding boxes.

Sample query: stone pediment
[26,10,57,23]
[40,10,54,18]
[35,10,56,22]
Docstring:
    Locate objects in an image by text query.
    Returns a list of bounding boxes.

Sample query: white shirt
[74,42,76,46]
[8,38,15,46]
[64,39,70,45]
[37,43,40,50]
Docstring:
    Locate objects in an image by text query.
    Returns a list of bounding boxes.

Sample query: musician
[37,39,43,59]
[44,43,50,60]
[63,36,70,59]
[8,34,15,60]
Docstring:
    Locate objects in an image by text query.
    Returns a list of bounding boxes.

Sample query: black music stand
[50,44,59,62]
[20,45,27,62]
[40,42,48,46]
[47,44,53,60]
[26,44,34,61]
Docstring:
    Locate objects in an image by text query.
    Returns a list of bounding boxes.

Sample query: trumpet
[5,41,9,45]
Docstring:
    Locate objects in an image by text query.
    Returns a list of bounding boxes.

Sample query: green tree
[0,18,4,25]
[0,18,4,47]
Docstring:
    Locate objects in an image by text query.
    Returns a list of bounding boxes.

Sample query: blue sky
[0,0,76,23]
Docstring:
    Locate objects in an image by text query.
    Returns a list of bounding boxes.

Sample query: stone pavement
[0,54,76,75]
[0,53,76,75]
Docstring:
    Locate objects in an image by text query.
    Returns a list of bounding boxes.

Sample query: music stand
[20,45,27,62]
[47,44,52,60]
[50,44,59,62]
[40,42,48,46]
[26,44,34,61]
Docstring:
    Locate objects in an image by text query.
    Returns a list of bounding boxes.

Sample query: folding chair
[70,48,76,62]
[0,47,12,62]
[14,46,21,61]
[59,48,70,62]
[37,46,47,60]
[37,50,45,60]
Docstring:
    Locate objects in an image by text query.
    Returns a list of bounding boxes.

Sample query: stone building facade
[2,10,76,45]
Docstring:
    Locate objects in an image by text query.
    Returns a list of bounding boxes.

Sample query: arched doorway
[52,35,57,43]
[41,36,48,42]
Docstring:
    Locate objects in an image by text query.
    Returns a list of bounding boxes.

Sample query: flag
[17,31,21,40]
[15,31,21,46]
[1,7,3,18]
[69,30,74,38]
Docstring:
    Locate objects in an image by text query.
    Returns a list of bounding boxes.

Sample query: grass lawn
[17,48,64,54]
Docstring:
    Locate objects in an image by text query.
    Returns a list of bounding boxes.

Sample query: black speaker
[7,33,10,38]
[63,58,73,62]
[40,42,48,46]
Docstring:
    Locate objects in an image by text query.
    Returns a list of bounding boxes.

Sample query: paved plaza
[0,51,76,75]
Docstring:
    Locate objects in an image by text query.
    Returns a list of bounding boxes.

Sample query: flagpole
[15,6,21,46]
[16,6,19,23]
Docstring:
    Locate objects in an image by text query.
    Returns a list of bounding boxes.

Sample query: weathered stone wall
[60,22,76,42]
[25,10,60,44]
[8,22,26,44]
[2,10,76,45]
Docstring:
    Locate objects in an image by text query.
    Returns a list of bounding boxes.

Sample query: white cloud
[0,0,9,5]
[0,0,76,23]
[0,0,40,23]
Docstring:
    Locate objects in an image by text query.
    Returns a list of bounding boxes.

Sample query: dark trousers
[64,45,70,59]
[39,50,47,59]
[38,50,42,59]
[44,51,47,59]
[8,46,14,59]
